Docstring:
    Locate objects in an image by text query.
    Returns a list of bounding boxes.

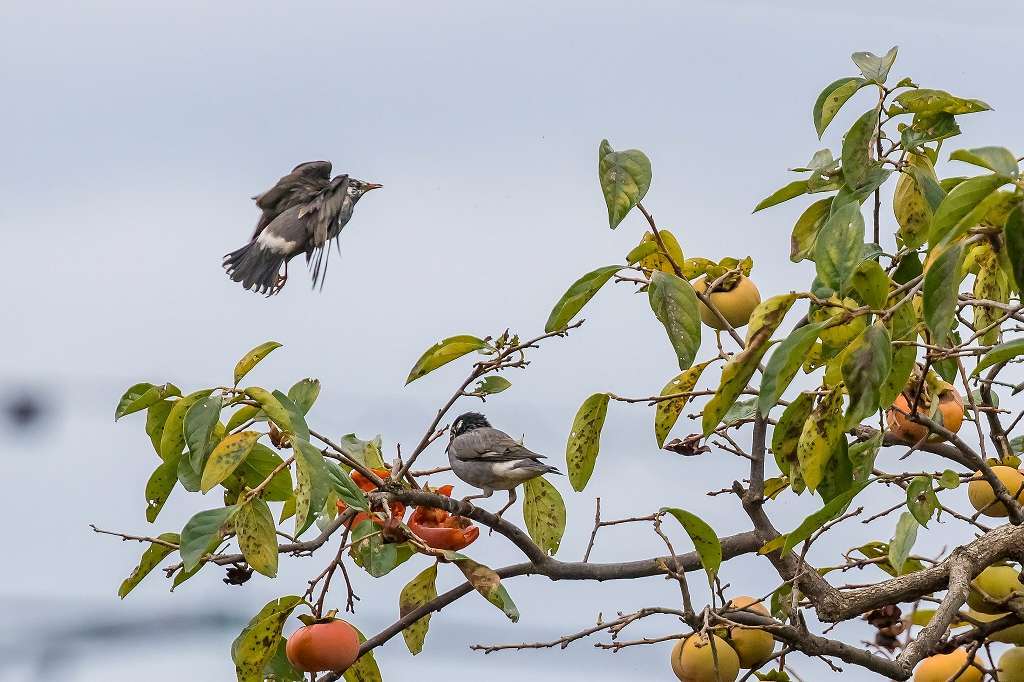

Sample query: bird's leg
[489,488,517,535]
[274,260,289,293]
[460,488,493,504]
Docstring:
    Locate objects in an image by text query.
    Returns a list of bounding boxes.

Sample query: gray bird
[446,412,561,518]
[223,160,381,295]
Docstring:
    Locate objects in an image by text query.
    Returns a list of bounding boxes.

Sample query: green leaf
[759,323,826,416]
[832,167,892,214]
[473,375,512,395]
[661,507,722,585]
[929,174,1008,245]
[453,556,520,622]
[974,339,1024,375]
[264,638,303,681]
[753,180,807,212]
[923,242,965,343]
[703,294,796,434]
[1005,204,1024,291]
[225,404,262,433]
[145,455,179,522]
[271,389,310,441]
[813,77,868,137]
[116,382,180,420]
[849,433,881,483]
[327,461,370,511]
[343,627,383,682]
[790,198,833,262]
[544,265,621,333]
[159,390,214,461]
[405,335,489,384]
[888,511,919,575]
[350,519,414,578]
[818,437,853,504]
[815,202,865,295]
[841,110,877,188]
[852,260,890,310]
[399,563,438,655]
[950,147,1019,178]
[338,434,387,470]
[598,139,652,228]
[201,431,260,493]
[231,596,303,682]
[286,378,321,415]
[626,241,660,264]
[893,89,992,115]
[243,387,293,435]
[522,476,566,556]
[779,482,869,554]
[906,476,939,527]
[184,395,222,472]
[565,392,609,492]
[881,343,918,409]
[901,112,961,150]
[655,361,713,446]
[118,533,180,598]
[292,438,332,537]
[851,46,897,84]
[180,506,236,571]
[940,470,961,489]
[233,341,282,386]
[648,271,701,370]
[235,497,279,578]
[237,444,294,502]
[145,399,175,456]
[797,386,845,491]
[772,391,815,481]
[842,323,892,428]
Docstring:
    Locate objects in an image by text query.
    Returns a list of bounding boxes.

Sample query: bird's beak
[364,183,383,191]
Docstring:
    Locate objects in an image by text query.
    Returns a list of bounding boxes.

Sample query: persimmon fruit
[693,276,761,330]
[724,596,775,668]
[286,618,360,673]
[967,564,1024,614]
[967,467,1024,518]
[670,633,740,682]
[913,648,981,682]
[886,386,964,443]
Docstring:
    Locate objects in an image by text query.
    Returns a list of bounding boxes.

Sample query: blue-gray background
[2,1,1023,680]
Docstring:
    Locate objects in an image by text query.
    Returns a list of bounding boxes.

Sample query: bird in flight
[446,412,562,518]
[223,161,381,295]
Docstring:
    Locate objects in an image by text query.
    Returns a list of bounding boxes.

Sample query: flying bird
[223,160,381,295]
[446,412,561,518]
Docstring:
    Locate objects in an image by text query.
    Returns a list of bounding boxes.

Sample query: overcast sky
[2,2,1024,681]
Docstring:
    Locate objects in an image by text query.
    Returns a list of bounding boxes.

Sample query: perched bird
[446,412,561,518]
[223,160,381,295]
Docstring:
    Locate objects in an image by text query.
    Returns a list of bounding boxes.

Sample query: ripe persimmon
[408,484,479,551]
[913,648,981,682]
[886,382,964,443]
[286,618,360,673]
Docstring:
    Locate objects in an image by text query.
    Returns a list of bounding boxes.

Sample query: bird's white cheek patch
[256,231,296,254]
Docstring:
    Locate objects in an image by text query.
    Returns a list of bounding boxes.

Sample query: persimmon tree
[96,47,1024,681]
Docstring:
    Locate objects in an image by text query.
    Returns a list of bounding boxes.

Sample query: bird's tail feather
[223,242,285,296]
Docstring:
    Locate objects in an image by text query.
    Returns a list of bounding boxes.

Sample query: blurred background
[2,1,1023,680]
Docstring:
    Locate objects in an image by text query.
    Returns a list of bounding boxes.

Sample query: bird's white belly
[453,459,533,490]
[256,231,296,254]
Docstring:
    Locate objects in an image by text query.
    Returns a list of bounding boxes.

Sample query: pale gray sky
[2,1,1023,680]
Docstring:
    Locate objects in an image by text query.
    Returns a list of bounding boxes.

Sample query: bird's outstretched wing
[250,160,332,240]
[448,427,548,463]
[298,175,351,290]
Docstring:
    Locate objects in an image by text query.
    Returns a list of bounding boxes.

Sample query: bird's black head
[451,412,490,438]
[346,177,383,198]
